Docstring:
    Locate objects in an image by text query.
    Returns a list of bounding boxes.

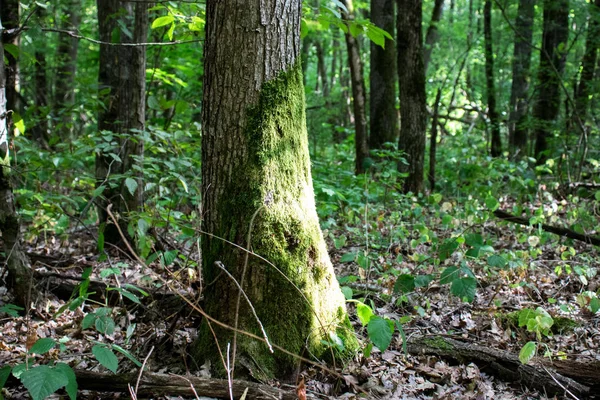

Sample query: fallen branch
[493,209,600,246]
[406,335,597,398]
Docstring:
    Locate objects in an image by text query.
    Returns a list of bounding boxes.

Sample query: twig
[226,343,234,400]
[135,346,154,394]
[541,365,580,400]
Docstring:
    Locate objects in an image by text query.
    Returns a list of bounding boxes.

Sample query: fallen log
[72,370,296,400]
[407,335,598,398]
[493,209,600,246]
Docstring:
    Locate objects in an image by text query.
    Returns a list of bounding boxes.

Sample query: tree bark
[369,0,398,149]
[0,14,35,309]
[315,39,329,98]
[1,0,20,123]
[195,0,357,380]
[508,0,535,157]
[428,88,442,191]
[423,0,445,73]
[484,0,502,157]
[397,0,427,193]
[54,0,80,140]
[341,0,369,174]
[533,0,569,164]
[31,7,50,148]
[95,1,148,246]
[575,0,600,123]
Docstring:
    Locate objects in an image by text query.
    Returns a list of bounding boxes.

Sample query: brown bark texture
[397,0,427,193]
[423,0,445,73]
[483,0,502,157]
[533,0,569,163]
[95,0,148,246]
[1,0,19,122]
[508,0,535,157]
[575,0,600,123]
[369,0,398,149]
[342,0,369,174]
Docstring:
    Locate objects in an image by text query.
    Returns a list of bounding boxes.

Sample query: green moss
[422,337,454,351]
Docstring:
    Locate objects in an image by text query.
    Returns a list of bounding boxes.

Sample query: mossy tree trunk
[397,0,427,193]
[483,0,502,157]
[533,0,569,164]
[95,1,148,246]
[508,0,535,158]
[195,0,357,381]
[369,0,398,150]
[0,15,35,309]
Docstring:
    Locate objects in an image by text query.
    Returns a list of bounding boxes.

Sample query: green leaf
[465,233,483,247]
[167,22,175,41]
[20,365,68,400]
[393,274,415,293]
[0,303,24,317]
[485,195,499,211]
[450,277,477,302]
[348,21,362,38]
[340,286,353,300]
[4,43,19,59]
[414,274,434,288]
[300,18,308,39]
[518,309,535,327]
[13,111,25,135]
[0,365,11,392]
[440,266,459,284]
[363,342,373,358]
[356,302,374,326]
[162,250,178,266]
[112,344,142,367]
[487,255,507,268]
[367,316,394,351]
[95,316,116,335]
[118,289,141,304]
[340,252,356,263]
[81,313,96,330]
[54,363,77,400]
[396,321,408,355]
[28,338,56,355]
[366,27,385,48]
[92,345,119,373]
[590,297,600,314]
[519,341,537,364]
[438,238,458,262]
[151,15,175,29]
[124,178,138,196]
[93,185,106,198]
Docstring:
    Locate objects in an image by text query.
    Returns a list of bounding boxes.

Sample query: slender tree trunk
[301,35,312,86]
[575,0,600,123]
[369,0,398,149]
[95,1,148,246]
[429,88,442,191]
[1,0,19,123]
[533,0,569,163]
[484,0,502,157]
[397,0,427,193]
[0,14,35,309]
[315,40,329,97]
[423,0,445,73]
[508,0,535,157]
[31,7,50,148]
[194,0,357,380]
[341,0,369,174]
[54,0,80,139]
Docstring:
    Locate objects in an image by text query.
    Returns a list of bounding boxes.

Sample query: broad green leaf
[300,18,308,39]
[519,341,537,364]
[0,303,23,317]
[151,15,175,29]
[95,316,115,335]
[518,309,535,327]
[340,252,356,263]
[124,178,138,196]
[162,250,178,266]
[367,316,394,351]
[356,302,374,326]
[112,344,142,367]
[366,27,384,48]
[393,274,415,293]
[485,195,499,211]
[81,313,96,330]
[55,363,77,400]
[13,112,25,135]
[396,321,408,355]
[590,297,600,314]
[415,274,434,288]
[167,22,175,41]
[118,289,141,304]
[340,286,353,300]
[363,342,373,358]
[450,277,477,302]
[487,255,507,268]
[438,238,458,262]
[440,266,459,284]
[20,365,68,400]
[0,365,11,392]
[349,21,362,37]
[28,338,56,355]
[465,233,483,247]
[92,345,118,373]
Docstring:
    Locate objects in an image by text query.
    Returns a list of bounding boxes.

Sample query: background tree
[483,0,501,157]
[508,0,535,157]
[397,0,426,193]
[574,0,600,125]
[423,0,445,73]
[95,1,148,246]
[369,0,398,149]
[194,0,356,379]
[533,0,569,163]
[1,0,20,121]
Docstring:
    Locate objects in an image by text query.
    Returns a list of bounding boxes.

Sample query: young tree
[369,0,398,149]
[397,0,427,193]
[533,0,569,163]
[575,0,600,123]
[95,1,148,246]
[194,0,356,379]
[423,0,445,73]
[341,0,369,174]
[508,0,535,157]
[483,0,502,157]
[0,15,35,309]
[1,0,20,119]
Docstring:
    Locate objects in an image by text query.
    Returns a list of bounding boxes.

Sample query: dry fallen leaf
[26,329,38,351]
[296,375,306,400]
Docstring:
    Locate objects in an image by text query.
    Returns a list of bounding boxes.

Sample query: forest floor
[1,198,599,400]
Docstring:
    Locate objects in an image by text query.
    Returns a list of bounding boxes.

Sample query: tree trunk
[1,0,20,123]
[0,14,35,309]
[508,0,535,157]
[369,0,398,149]
[341,0,369,174]
[315,39,329,98]
[54,0,80,139]
[533,0,569,163]
[484,0,502,157]
[194,0,357,381]
[95,1,148,246]
[31,7,50,148]
[423,0,445,73]
[397,0,427,193]
[428,88,442,191]
[575,0,600,123]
